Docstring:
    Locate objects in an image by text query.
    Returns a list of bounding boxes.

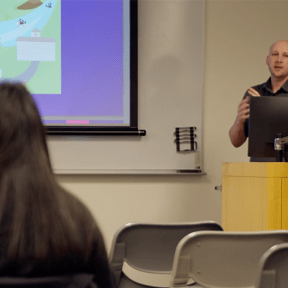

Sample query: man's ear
[266,56,269,65]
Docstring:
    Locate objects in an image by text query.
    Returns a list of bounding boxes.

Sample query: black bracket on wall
[174,127,197,152]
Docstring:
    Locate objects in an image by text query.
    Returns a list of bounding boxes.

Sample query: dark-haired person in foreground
[229,40,288,162]
[0,83,116,288]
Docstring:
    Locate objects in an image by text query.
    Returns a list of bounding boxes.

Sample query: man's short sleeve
[242,90,250,100]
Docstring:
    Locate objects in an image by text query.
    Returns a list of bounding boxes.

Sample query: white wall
[55,0,288,251]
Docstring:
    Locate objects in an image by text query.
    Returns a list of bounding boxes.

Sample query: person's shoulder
[242,82,265,99]
[58,187,96,225]
[58,187,84,207]
[250,82,266,91]
[0,274,98,288]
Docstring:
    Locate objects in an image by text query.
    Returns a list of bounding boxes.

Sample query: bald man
[229,40,288,161]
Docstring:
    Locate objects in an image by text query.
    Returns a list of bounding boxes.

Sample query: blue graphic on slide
[0,0,57,48]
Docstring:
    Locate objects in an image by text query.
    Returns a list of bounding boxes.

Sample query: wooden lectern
[222,162,288,231]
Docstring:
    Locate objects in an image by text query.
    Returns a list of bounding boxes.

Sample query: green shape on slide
[0,1,31,21]
[0,47,31,77]
[0,0,61,95]
[28,0,61,94]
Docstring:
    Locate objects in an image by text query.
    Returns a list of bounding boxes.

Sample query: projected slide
[0,0,61,94]
[0,0,129,126]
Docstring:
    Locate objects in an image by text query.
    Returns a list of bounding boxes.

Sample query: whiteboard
[48,0,205,173]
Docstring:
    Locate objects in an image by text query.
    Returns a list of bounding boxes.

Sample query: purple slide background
[33,0,123,118]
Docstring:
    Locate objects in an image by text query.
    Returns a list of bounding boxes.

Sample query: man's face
[266,41,288,81]
[266,41,288,80]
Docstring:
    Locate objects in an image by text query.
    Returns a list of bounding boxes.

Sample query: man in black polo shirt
[229,40,288,161]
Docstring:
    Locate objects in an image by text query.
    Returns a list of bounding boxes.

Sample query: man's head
[266,40,288,81]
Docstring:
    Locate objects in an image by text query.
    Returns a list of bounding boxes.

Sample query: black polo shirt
[243,78,288,162]
[243,77,288,99]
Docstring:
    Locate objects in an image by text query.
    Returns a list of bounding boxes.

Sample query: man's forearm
[229,120,247,148]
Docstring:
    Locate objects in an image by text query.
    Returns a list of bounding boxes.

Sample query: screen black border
[46,0,140,136]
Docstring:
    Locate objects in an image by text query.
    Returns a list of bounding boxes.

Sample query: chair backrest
[170,230,288,288]
[254,243,288,288]
[109,222,223,287]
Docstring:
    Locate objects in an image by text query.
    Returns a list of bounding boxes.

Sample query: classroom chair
[254,242,288,288]
[169,230,288,288]
[109,221,223,288]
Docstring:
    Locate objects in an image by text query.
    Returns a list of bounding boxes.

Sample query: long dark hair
[0,83,101,276]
